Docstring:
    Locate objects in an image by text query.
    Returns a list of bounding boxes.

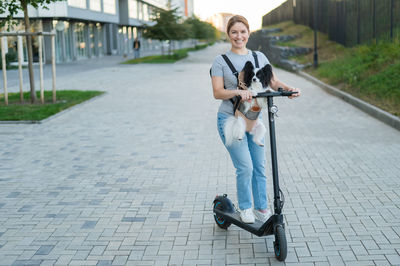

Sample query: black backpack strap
[220,54,240,108]
[221,54,238,79]
[252,51,259,68]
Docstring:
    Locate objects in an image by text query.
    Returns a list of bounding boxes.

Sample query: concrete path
[0,42,399,265]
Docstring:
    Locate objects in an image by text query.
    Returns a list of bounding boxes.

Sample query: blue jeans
[217,112,268,210]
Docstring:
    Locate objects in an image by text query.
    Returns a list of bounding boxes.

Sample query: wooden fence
[0,31,56,105]
[262,0,400,47]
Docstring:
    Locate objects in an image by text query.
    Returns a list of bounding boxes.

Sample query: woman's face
[228,22,249,50]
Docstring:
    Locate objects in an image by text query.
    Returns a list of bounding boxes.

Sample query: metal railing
[0,31,56,105]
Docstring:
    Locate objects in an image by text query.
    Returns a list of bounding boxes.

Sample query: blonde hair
[226,15,250,35]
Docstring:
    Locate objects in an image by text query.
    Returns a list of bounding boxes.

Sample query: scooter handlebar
[254,88,298,98]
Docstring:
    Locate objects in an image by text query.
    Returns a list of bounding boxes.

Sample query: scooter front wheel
[213,201,231,229]
[273,225,287,261]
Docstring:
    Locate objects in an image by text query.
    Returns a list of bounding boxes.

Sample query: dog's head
[242,61,273,89]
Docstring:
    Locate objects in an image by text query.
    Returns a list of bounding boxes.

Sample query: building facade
[206,13,234,34]
[1,0,194,64]
[170,0,194,18]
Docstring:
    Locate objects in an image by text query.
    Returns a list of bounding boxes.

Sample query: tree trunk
[22,0,36,103]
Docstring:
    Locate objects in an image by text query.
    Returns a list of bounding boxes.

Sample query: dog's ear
[261,64,273,87]
[243,61,255,88]
[244,61,254,71]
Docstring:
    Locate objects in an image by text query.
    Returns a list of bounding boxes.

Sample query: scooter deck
[214,209,274,237]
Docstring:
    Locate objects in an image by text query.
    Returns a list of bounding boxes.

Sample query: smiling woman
[210,14,300,224]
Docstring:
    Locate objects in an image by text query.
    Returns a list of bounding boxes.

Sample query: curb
[0,92,106,125]
[298,71,400,131]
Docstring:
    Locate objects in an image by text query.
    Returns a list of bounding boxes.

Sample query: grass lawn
[263,21,400,117]
[121,43,211,64]
[0,90,104,121]
[121,54,183,64]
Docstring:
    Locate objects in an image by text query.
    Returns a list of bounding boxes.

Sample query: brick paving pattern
[0,43,399,265]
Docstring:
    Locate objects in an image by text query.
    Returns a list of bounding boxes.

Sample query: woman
[210,15,300,224]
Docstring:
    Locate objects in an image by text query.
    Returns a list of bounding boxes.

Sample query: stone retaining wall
[248,28,311,71]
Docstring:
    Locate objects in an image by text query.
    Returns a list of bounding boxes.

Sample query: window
[89,23,95,57]
[53,20,64,62]
[138,1,143,20]
[103,0,116,14]
[143,3,149,21]
[68,0,86,9]
[74,22,87,59]
[90,0,101,11]
[96,23,104,56]
[148,6,155,20]
[64,22,72,61]
[129,0,138,19]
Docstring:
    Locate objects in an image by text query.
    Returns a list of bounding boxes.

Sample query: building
[0,0,193,64]
[206,13,234,34]
[170,0,194,18]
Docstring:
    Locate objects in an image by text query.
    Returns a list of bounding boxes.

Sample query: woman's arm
[270,72,301,98]
[212,76,253,100]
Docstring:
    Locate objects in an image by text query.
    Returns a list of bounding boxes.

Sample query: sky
[193,0,287,31]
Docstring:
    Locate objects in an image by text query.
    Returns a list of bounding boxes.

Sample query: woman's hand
[237,89,253,101]
[287,87,301,99]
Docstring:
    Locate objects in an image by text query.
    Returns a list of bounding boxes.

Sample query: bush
[0,50,18,68]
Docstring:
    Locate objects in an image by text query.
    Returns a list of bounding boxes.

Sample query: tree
[183,16,219,44]
[143,7,188,55]
[0,0,64,103]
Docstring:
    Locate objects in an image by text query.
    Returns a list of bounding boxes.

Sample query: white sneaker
[239,208,255,224]
[253,209,272,222]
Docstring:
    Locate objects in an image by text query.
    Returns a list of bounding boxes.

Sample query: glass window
[64,22,73,61]
[68,0,86,9]
[133,27,138,39]
[89,23,95,57]
[143,3,149,21]
[138,1,143,20]
[90,0,101,11]
[53,20,64,62]
[129,0,138,19]
[74,22,87,59]
[128,26,132,52]
[30,20,43,62]
[96,23,104,56]
[103,0,116,14]
[148,6,155,20]
[117,27,123,54]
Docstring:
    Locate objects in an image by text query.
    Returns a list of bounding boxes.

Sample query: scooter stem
[267,96,282,215]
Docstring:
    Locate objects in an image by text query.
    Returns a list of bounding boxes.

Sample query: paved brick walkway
[0,43,399,265]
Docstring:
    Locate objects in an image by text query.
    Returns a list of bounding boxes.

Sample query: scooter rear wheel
[213,201,231,229]
[273,225,287,261]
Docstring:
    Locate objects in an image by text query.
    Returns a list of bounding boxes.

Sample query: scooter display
[213,89,297,261]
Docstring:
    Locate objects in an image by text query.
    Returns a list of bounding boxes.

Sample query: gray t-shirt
[211,50,270,116]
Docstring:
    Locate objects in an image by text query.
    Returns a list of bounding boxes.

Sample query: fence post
[38,34,44,104]
[373,0,376,40]
[313,0,318,67]
[1,37,8,106]
[390,0,394,40]
[17,35,24,102]
[51,33,56,103]
[357,0,361,44]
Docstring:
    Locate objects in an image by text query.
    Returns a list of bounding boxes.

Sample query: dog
[224,61,274,147]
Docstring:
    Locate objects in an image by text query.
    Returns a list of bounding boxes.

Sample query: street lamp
[313,0,318,68]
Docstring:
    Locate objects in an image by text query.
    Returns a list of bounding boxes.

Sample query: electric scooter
[213,88,297,262]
